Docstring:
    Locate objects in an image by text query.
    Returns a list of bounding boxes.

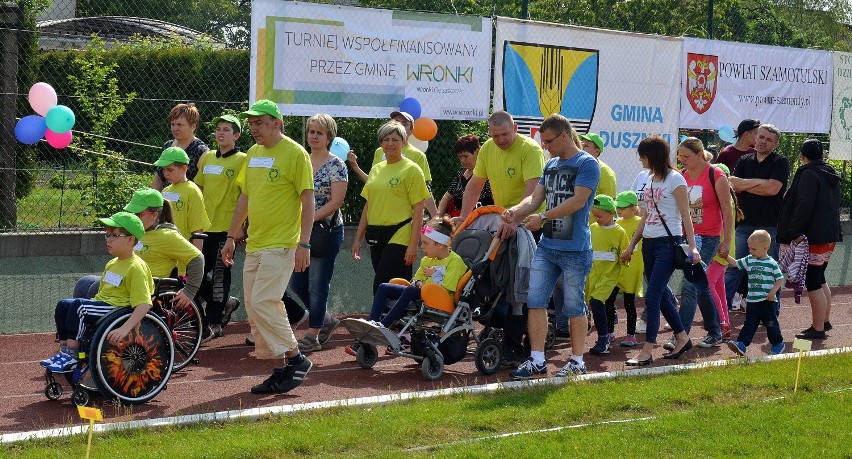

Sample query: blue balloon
[718,125,736,144]
[15,115,47,145]
[398,97,422,120]
[679,135,688,143]
[45,105,75,134]
[330,137,350,161]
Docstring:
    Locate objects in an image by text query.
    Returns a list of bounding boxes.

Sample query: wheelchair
[44,306,175,406]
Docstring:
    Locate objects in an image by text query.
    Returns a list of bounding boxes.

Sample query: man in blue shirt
[503,114,600,378]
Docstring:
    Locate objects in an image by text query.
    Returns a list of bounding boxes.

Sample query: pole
[0,3,22,229]
[707,0,714,40]
[521,0,529,19]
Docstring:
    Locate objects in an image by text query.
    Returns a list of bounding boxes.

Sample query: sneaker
[823,321,833,332]
[589,336,611,355]
[344,342,360,357]
[620,335,638,347]
[201,324,223,344]
[698,335,723,348]
[250,357,313,394]
[727,340,747,356]
[554,329,571,341]
[220,297,241,327]
[606,333,616,344]
[297,335,321,353]
[245,334,255,346]
[46,352,79,372]
[40,352,65,367]
[663,336,677,351]
[730,293,743,312]
[635,319,647,334]
[795,328,826,340]
[510,358,548,379]
[554,358,587,377]
[317,317,341,345]
[769,342,786,355]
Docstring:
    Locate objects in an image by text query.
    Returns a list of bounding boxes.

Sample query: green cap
[98,211,145,241]
[580,132,604,154]
[238,99,283,121]
[716,163,731,176]
[124,188,164,213]
[212,114,241,132]
[593,194,616,213]
[154,146,190,167]
[615,190,638,208]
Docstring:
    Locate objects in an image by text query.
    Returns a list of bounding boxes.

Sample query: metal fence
[2,0,851,232]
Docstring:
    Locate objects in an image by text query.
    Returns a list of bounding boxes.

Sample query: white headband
[422,225,451,245]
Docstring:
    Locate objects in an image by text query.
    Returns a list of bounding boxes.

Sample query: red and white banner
[681,37,833,133]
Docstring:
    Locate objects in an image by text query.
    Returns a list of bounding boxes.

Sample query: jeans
[642,237,686,344]
[724,225,780,314]
[679,235,721,338]
[737,300,783,346]
[527,246,592,318]
[286,225,344,328]
[368,282,421,326]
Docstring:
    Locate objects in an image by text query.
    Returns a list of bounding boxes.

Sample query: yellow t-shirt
[616,215,644,295]
[473,134,545,211]
[135,224,202,278]
[361,157,430,246]
[598,160,617,198]
[93,254,154,307]
[237,136,314,253]
[372,143,432,182]
[412,251,468,292]
[713,197,737,265]
[194,150,247,232]
[586,223,628,302]
[162,180,210,240]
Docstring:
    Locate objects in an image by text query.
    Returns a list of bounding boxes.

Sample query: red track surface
[2,288,850,435]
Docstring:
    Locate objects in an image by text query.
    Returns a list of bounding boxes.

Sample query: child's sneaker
[620,334,638,347]
[554,358,587,377]
[40,352,64,367]
[589,336,611,355]
[606,333,616,344]
[730,293,743,312]
[297,335,321,353]
[510,358,548,379]
[317,317,341,345]
[727,340,747,356]
[769,342,785,355]
[45,352,79,372]
[635,319,647,334]
[698,335,723,348]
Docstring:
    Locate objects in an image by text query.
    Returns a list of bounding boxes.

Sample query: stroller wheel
[545,322,556,350]
[421,351,444,381]
[356,343,378,369]
[45,382,63,400]
[475,338,503,375]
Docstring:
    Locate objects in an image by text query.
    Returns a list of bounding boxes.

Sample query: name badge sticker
[162,191,181,202]
[103,271,123,287]
[204,165,224,175]
[592,251,617,262]
[249,157,274,168]
[133,241,143,251]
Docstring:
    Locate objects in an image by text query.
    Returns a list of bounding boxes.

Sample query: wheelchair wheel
[72,388,90,406]
[89,308,174,405]
[545,322,556,350]
[474,338,502,376]
[157,292,203,371]
[356,343,378,369]
[45,382,63,400]
[421,350,444,381]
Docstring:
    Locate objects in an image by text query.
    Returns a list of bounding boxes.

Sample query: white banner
[250,0,491,120]
[494,18,682,192]
[681,37,833,133]
[831,52,852,160]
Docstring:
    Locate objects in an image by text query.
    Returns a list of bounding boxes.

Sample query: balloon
[14,115,47,145]
[29,82,57,116]
[679,135,688,143]
[398,97,422,120]
[330,137,350,161]
[409,137,429,153]
[412,117,438,141]
[45,129,73,149]
[45,105,75,134]
[718,125,736,144]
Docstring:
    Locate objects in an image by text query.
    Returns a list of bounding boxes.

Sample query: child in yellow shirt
[606,191,644,347]
[587,195,628,356]
[155,146,210,251]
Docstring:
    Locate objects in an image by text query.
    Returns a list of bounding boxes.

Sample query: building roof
[37,16,224,50]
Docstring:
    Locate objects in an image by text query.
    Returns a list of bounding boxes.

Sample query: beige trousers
[243,248,297,360]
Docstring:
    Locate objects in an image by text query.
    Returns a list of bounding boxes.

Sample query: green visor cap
[238,99,283,121]
[124,187,164,213]
[154,146,190,167]
[98,211,145,240]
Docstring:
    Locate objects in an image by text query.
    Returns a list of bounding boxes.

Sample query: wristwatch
[538,212,548,223]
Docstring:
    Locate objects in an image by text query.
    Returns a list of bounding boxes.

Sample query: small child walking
[155,146,210,250]
[605,191,643,347]
[587,195,628,355]
[726,230,786,356]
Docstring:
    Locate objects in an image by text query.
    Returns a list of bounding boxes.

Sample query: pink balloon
[45,129,72,149]
[29,82,58,116]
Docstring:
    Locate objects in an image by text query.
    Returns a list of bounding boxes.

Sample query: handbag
[365,218,412,247]
[309,220,333,258]
[649,181,692,270]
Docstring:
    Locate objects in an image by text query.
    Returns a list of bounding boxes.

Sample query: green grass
[3,353,850,458]
[16,185,92,230]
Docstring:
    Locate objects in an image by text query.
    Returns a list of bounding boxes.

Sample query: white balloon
[409,137,429,152]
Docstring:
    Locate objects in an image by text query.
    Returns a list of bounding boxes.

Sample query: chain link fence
[2,0,851,232]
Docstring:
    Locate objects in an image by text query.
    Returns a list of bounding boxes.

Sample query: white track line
[3,346,850,444]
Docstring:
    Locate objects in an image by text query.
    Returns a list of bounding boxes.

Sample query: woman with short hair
[437,134,493,217]
[153,103,210,190]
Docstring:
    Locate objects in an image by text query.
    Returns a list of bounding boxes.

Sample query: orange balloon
[412,117,438,141]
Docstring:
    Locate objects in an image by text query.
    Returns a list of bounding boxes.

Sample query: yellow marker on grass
[792,338,812,393]
[77,405,103,459]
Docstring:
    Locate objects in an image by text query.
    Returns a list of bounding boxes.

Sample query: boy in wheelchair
[40,212,155,373]
[345,219,467,354]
